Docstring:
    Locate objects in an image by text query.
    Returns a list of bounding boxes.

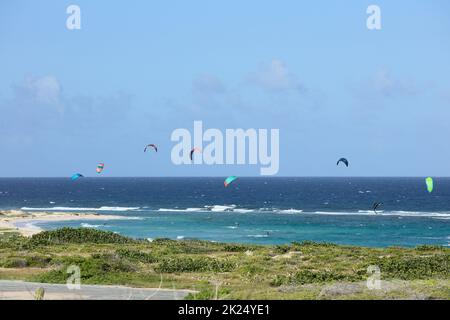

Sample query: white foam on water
[313,211,361,215]
[309,210,450,218]
[80,223,101,228]
[158,207,206,212]
[388,211,450,217]
[277,209,303,214]
[157,205,250,213]
[38,205,449,219]
[207,205,236,212]
[233,209,255,213]
[152,206,450,218]
[21,206,141,212]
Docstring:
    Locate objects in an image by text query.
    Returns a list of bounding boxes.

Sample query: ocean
[1,177,449,247]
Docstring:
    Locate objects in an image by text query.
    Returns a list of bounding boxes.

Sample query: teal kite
[224,176,238,187]
[71,173,84,181]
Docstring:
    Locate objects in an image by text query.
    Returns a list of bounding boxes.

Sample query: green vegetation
[29,227,138,246]
[155,256,236,273]
[0,228,449,300]
[34,287,45,300]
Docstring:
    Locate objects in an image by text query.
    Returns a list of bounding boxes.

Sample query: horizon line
[0,176,447,179]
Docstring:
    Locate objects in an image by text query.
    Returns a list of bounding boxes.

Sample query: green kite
[425,177,433,193]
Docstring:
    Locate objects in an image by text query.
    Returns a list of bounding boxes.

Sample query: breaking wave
[80,223,101,228]
[21,206,141,212]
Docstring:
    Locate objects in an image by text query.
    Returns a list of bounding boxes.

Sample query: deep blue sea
[1,177,449,247]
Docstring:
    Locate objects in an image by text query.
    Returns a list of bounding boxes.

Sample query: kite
[337,158,349,167]
[224,176,238,187]
[96,163,104,174]
[426,177,434,193]
[190,147,201,161]
[144,144,158,153]
[71,173,84,181]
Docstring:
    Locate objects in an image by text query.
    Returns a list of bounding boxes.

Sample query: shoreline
[1,210,448,248]
[0,210,127,237]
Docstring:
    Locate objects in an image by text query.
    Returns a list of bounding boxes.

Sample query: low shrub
[223,244,254,252]
[0,233,28,250]
[33,253,136,283]
[0,257,28,268]
[116,248,158,264]
[271,270,362,286]
[155,256,236,273]
[374,255,450,280]
[26,255,52,267]
[28,228,137,246]
[274,245,290,254]
[415,244,444,251]
[292,240,337,247]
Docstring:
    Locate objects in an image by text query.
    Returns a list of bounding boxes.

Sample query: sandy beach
[0,210,126,237]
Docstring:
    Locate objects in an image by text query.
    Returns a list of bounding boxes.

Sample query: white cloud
[0,75,134,144]
[23,75,62,105]
[248,59,305,93]
[371,68,418,97]
[192,74,226,94]
[191,74,227,111]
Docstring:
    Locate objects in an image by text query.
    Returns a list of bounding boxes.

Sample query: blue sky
[0,0,449,177]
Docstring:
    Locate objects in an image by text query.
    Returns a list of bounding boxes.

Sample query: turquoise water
[1,177,449,247]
